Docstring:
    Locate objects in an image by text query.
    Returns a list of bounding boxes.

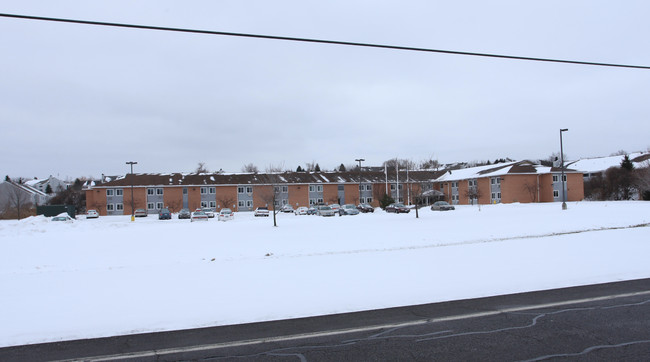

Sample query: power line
[2,12,650,70]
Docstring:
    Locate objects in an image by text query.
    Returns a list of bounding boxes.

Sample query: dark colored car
[158,208,172,220]
[357,203,374,213]
[385,203,410,213]
[431,201,455,211]
[178,208,191,219]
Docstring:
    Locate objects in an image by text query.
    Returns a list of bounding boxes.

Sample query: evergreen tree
[339,163,346,172]
[379,194,395,210]
[315,164,321,172]
[296,165,303,172]
[45,184,53,194]
[4,175,9,182]
[621,155,634,171]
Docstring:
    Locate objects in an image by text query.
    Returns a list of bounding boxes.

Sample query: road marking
[63,290,650,362]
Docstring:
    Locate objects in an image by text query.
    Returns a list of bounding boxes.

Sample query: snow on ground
[1,201,649,347]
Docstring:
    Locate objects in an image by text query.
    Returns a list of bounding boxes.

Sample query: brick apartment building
[85,161,584,216]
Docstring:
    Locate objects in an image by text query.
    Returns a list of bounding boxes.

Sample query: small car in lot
[385,203,410,213]
[202,208,215,218]
[339,204,360,216]
[329,204,341,213]
[178,208,191,219]
[191,209,209,222]
[357,203,374,213]
[134,209,148,217]
[431,201,456,211]
[158,208,172,220]
[86,209,99,219]
[307,206,317,215]
[281,204,294,213]
[316,205,336,217]
[218,208,234,221]
[51,214,73,222]
[294,206,309,215]
[254,207,270,217]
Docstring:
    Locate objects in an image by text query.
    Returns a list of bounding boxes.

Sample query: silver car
[339,204,360,216]
[316,205,336,217]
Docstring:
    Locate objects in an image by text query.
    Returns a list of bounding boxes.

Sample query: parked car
[86,209,99,219]
[178,208,191,219]
[191,209,209,222]
[134,209,148,217]
[218,208,234,221]
[316,205,336,217]
[339,204,360,216]
[294,206,309,215]
[202,208,215,218]
[385,203,411,213]
[431,201,456,211]
[307,206,317,215]
[329,204,341,213]
[158,208,172,220]
[357,203,374,213]
[281,204,294,213]
[51,214,73,222]
[254,207,270,217]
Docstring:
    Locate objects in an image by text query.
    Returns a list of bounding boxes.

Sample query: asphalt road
[3,278,650,361]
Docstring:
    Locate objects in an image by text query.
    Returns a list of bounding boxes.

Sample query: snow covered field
[1,201,649,347]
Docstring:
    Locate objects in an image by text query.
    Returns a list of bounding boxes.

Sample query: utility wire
[2,12,650,70]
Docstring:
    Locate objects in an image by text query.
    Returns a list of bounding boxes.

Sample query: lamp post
[126,161,137,221]
[355,158,364,203]
[559,129,568,210]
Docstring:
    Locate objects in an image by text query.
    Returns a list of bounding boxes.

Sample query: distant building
[0,181,48,212]
[567,151,650,181]
[23,176,70,195]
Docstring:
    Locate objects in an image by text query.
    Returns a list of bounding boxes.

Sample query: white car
[191,209,209,222]
[86,209,99,219]
[202,208,215,218]
[218,208,234,221]
[294,206,309,215]
[254,207,270,217]
[316,205,336,217]
[51,213,73,222]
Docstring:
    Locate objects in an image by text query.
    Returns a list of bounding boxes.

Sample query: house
[566,151,650,181]
[86,161,584,216]
[0,181,49,214]
[23,176,70,195]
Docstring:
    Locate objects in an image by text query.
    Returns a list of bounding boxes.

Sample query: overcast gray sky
[2,1,649,180]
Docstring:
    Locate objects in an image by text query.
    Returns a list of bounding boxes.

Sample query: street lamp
[559,129,568,210]
[126,161,137,221]
[355,158,364,202]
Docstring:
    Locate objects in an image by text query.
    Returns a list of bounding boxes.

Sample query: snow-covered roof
[567,152,650,173]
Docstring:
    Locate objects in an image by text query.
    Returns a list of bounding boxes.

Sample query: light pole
[355,158,364,203]
[126,161,137,221]
[559,129,568,210]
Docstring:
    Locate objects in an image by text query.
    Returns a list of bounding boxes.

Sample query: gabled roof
[566,151,650,173]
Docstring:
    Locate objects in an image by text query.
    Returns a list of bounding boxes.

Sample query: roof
[566,152,650,173]
[435,161,579,182]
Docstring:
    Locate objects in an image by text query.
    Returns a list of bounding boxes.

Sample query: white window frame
[200,187,207,195]
[116,203,124,211]
[115,189,123,196]
[106,189,114,196]
[209,187,216,194]
[246,200,253,207]
[147,202,155,210]
[200,201,208,208]
[281,199,288,205]
[246,186,253,194]
[317,198,324,203]
[147,188,154,195]
[309,185,315,192]
[282,186,288,193]
[553,175,559,182]
[156,188,163,195]
[209,201,216,208]
[156,202,164,209]
[309,198,316,205]
[107,203,114,211]
[317,185,323,192]
[553,190,560,197]
[238,187,245,194]
[366,184,372,191]
[238,200,245,207]
[366,196,373,204]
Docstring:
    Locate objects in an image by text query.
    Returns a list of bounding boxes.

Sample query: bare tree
[241,163,259,173]
[5,184,33,219]
[523,180,538,202]
[258,166,284,226]
[217,195,236,210]
[419,158,441,170]
[195,162,208,174]
[464,183,482,206]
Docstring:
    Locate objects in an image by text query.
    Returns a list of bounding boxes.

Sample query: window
[238,187,245,194]
[156,202,163,209]
[156,188,163,195]
[366,197,373,204]
[106,189,114,196]
[147,202,155,210]
[491,178,495,185]
[147,188,154,195]
[366,184,372,191]
[562,175,567,182]
[497,178,501,184]
[115,189,123,196]
[309,185,315,192]
[238,200,245,207]
[107,204,114,211]
[338,185,344,191]
[246,200,253,207]
[209,187,216,194]
[274,186,281,193]
[391,184,396,190]
[553,175,559,182]
[317,198,324,203]
[209,201,216,208]
[359,197,365,204]
[282,186,288,193]
[201,201,208,208]
[200,187,207,195]
[452,182,458,188]
[468,180,477,187]
[491,192,496,199]
[398,184,403,190]
[246,186,252,193]
[116,203,124,211]
[498,192,501,199]
[553,190,560,197]
[183,188,187,195]
[282,199,288,205]
[309,198,316,205]
[317,185,323,192]
[359,185,363,191]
